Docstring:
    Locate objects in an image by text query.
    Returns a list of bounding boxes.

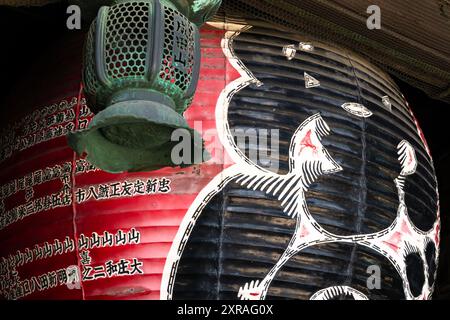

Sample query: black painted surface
[405,253,425,298]
[172,28,438,299]
[173,181,406,300]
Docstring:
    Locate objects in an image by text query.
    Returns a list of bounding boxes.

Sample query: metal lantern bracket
[68,0,221,173]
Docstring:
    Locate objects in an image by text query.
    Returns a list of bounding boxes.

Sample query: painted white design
[310,286,369,300]
[341,102,373,118]
[304,72,321,89]
[398,140,418,176]
[233,136,434,301]
[160,26,440,301]
[233,113,341,219]
[66,265,81,290]
[282,44,297,60]
[299,42,315,52]
[382,95,392,110]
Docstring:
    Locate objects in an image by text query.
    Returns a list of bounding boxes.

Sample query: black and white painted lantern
[160,25,440,300]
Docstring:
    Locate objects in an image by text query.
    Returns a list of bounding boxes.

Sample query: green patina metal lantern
[68,0,221,173]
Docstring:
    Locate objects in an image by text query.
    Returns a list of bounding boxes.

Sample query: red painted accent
[299,130,317,155]
[298,224,310,238]
[382,241,399,252]
[400,218,412,236]
[382,230,404,252]
[407,150,414,166]
[435,223,440,247]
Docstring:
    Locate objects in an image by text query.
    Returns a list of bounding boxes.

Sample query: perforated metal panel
[159,4,196,93]
[82,0,201,114]
[104,1,149,79]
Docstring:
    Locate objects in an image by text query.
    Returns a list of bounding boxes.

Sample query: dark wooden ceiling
[217,0,450,103]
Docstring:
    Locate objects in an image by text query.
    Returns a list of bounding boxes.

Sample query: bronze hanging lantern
[68,0,221,173]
